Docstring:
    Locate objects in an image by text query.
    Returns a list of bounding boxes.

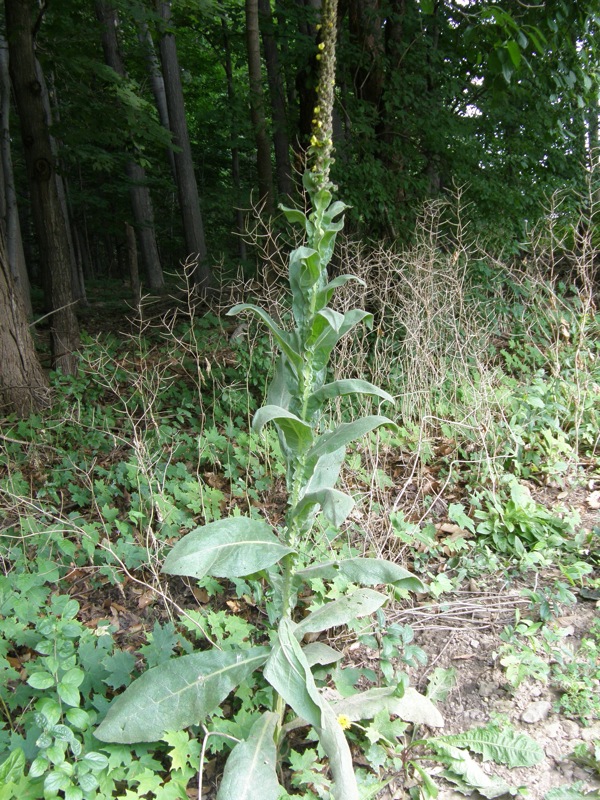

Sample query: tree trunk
[0,227,49,416]
[258,0,293,199]
[5,0,79,375]
[246,0,275,212]
[0,33,31,317]
[138,20,177,182]
[95,0,165,292]
[157,0,211,291]
[221,10,247,261]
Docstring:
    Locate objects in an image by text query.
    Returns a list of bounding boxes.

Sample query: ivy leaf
[139,621,180,669]
[95,647,269,743]
[102,650,137,690]
[296,589,387,635]
[162,517,293,580]
[216,712,281,800]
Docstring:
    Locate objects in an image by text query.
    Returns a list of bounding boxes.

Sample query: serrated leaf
[441,724,544,767]
[264,617,322,729]
[162,518,293,580]
[297,589,387,635]
[433,741,513,798]
[95,647,269,743]
[302,642,343,666]
[427,667,457,703]
[295,557,425,593]
[216,712,281,800]
[544,783,600,799]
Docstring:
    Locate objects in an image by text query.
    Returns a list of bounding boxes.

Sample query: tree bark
[157,0,211,291]
[221,10,247,261]
[0,33,31,317]
[246,0,275,212]
[0,227,49,416]
[95,0,165,292]
[138,19,177,182]
[259,0,293,199]
[5,0,79,375]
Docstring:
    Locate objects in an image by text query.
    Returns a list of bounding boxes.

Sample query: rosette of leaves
[94,4,428,798]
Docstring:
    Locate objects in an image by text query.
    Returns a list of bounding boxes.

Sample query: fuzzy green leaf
[295,557,425,593]
[316,701,359,800]
[296,589,387,635]
[328,686,444,727]
[253,405,314,455]
[306,416,397,467]
[441,724,544,767]
[228,304,302,372]
[264,617,322,729]
[306,379,394,418]
[302,642,343,667]
[216,712,281,800]
[162,518,293,579]
[95,647,269,743]
[303,447,347,495]
[316,275,365,310]
[294,487,354,527]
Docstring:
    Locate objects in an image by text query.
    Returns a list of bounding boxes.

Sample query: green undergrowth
[0,251,599,796]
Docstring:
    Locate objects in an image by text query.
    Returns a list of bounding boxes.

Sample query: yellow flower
[337,714,351,730]
[318,42,325,51]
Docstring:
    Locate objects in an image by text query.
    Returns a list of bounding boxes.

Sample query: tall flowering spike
[308,0,338,191]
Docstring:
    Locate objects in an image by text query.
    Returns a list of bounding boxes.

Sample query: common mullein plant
[95,3,424,797]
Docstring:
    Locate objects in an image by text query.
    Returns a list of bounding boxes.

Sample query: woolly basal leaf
[264,617,322,729]
[216,712,281,800]
[295,557,425,593]
[162,517,293,580]
[95,647,269,743]
[328,686,444,728]
[316,701,359,800]
[294,487,355,528]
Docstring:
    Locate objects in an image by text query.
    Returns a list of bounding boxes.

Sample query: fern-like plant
[95,4,426,797]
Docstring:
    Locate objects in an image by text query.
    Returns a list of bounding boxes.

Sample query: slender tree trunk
[95,0,165,292]
[5,0,79,375]
[138,20,177,182]
[246,0,275,212]
[258,0,293,199]
[157,0,211,291]
[0,228,49,416]
[221,10,247,261]
[0,34,31,316]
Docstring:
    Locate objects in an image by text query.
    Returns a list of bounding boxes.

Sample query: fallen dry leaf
[587,490,600,510]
